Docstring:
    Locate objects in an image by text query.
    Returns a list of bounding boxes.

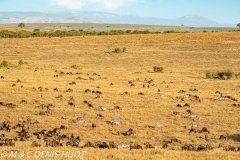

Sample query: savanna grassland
[0,32,240,160]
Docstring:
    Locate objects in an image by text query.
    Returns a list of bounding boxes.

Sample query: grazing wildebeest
[88,103,93,108]
[125,128,136,136]
[60,125,67,130]
[66,136,80,147]
[68,101,75,107]
[237,146,240,151]
[130,83,135,87]
[83,141,96,148]
[20,100,27,104]
[189,128,197,133]
[138,92,144,95]
[232,103,240,107]
[95,95,100,99]
[122,92,130,95]
[218,143,223,148]
[96,91,102,94]
[200,127,210,133]
[97,114,104,119]
[109,141,118,149]
[130,143,143,150]
[162,142,169,149]
[176,104,182,107]
[189,88,198,91]
[223,145,237,151]
[68,81,76,85]
[170,138,181,144]
[84,89,91,93]
[219,135,227,141]
[92,123,96,129]
[144,142,157,149]
[147,79,153,84]
[114,106,122,110]
[215,91,221,94]
[83,100,88,104]
[205,134,209,141]
[31,140,41,147]
[179,90,185,93]
[56,94,63,99]
[186,110,192,114]
[89,77,94,80]
[65,88,73,92]
[0,76,4,79]
[183,103,190,107]
[182,144,195,151]
[98,142,109,149]
[172,111,179,115]
[194,144,210,151]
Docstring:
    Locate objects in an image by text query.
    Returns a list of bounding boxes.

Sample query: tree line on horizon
[0,22,239,38]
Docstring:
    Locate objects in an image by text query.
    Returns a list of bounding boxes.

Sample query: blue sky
[0,0,239,24]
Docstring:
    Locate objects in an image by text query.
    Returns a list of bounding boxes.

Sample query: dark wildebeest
[31,140,41,147]
[92,123,96,129]
[130,143,143,150]
[219,135,227,141]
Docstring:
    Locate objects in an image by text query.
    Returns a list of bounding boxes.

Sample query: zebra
[154,122,162,128]
[110,118,121,125]
[188,113,201,121]
[118,142,130,149]
[76,117,85,123]
[189,124,198,129]
[100,106,106,111]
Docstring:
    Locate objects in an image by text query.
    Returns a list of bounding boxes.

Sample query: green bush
[217,70,233,79]
[153,66,163,72]
[70,65,79,69]
[235,72,240,79]
[114,48,122,53]
[18,60,24,65]
[205,71,211,79]
[0,60,9,67]
[114,47,126,53]
[18,60,27,66]
[163,30,176,33]
[34,29,40,32]
[122,47,126,52]
[206,70,234,80]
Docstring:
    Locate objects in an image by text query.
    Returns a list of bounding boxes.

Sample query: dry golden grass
[0,32,240,160]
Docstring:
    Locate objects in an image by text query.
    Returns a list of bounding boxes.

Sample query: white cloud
[50,0,136,9]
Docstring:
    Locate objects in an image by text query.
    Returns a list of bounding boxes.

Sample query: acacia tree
[237,23,240,28]
[18,22,25,28]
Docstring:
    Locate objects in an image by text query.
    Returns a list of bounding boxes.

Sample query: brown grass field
[0,32,240,160]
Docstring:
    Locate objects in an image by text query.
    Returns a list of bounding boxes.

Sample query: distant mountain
[0,11,236,27]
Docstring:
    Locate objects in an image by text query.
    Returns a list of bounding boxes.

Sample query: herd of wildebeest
[0,69,240,152]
